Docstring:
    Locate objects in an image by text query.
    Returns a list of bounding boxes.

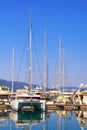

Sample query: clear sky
[0,0,87,88]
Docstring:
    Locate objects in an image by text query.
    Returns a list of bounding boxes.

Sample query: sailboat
[10,13,46,112]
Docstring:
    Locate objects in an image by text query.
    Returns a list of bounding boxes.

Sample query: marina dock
[1,84,87,112]
[47,104,87,111]
[0,103,87,112]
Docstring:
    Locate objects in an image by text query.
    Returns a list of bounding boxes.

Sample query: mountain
[0,79,42,92]
[0,79,78,92]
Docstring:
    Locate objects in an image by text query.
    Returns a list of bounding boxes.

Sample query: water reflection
[56,110,72,117]
[74,111,87,130]
[56,110,73,130]
[0,112,8,127]
[0,110,87,130]
[10,111,47,128]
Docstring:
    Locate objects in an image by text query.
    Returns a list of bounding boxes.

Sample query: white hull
[10,99,46,112]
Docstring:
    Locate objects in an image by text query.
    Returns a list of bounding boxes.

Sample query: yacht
[10,88,46,112]
[10,13,47,112]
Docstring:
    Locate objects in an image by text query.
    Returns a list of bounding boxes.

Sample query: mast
[29,12,32,89]
[62,49,68,91]
[62,48,65,92]
[43,28,46,92]
[57,38,62,92]
[12,48,14,93]
[47,62,49,90]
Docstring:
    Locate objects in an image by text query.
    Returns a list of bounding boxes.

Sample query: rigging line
[32,30,43,86]
[16,29,29,82]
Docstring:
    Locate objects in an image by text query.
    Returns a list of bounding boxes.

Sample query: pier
[0,102,87,112]
[47,104,87,111]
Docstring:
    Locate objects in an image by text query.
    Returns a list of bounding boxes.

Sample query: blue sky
[0,0,87,88]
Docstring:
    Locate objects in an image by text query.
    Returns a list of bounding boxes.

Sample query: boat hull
[10,100,46,112]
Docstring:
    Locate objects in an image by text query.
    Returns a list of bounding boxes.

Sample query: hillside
[0,79,77,92]
[0,79,42,92]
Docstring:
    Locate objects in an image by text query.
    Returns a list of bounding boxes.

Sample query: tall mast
[43,28,46,92]
[62,48,65,92]
[57,38,62,92]
[12,48,14,93]
[29,12,32,89]
[47,62,49,90]
[62,49,67,91]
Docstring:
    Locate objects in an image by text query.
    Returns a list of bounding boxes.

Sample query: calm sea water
[0,110,87,130]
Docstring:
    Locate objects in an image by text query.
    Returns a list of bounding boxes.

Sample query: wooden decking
[47,104,87,111]
[0,102,87,111]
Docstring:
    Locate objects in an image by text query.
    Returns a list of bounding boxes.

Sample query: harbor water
[0,110,87,130]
